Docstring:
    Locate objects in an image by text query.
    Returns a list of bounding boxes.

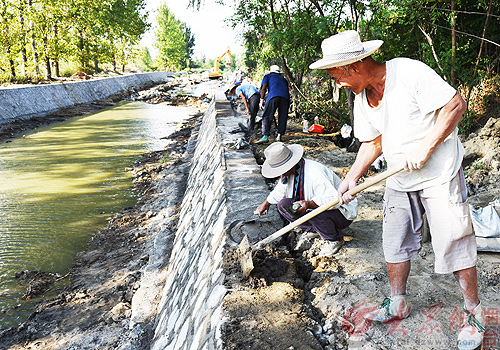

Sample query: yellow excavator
[208,49,232,79]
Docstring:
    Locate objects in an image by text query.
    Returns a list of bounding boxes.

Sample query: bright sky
[141,0,244,60]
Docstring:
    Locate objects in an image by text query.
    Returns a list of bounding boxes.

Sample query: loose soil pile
[0,79,499,350]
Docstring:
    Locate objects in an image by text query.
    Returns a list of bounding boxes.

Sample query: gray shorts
[382,168,476,274]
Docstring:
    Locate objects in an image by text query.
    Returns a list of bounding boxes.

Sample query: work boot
[318,239,344,257]
[256,135,269,144]
[458,302,485,350]
[364,295,411,322]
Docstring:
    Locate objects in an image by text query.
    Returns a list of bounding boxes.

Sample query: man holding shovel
[310,30,483,349]
[254,142,358,256]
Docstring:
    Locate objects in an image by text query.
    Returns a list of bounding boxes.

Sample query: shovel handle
[253,165,404,250]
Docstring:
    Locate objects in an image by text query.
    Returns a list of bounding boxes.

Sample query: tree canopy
[154,5,195,71]
[217,0,500,133]
[0,0,149,81]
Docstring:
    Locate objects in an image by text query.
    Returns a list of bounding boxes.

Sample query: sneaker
[276,134,282,141]
[318,240,344,257]
[364,295,411,322]
[256,135,269,144]
[458,302,485,350]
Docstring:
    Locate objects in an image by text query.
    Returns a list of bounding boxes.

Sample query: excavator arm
[209,49,232,79]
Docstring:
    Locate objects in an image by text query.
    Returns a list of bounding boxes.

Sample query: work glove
[259,99,265,110]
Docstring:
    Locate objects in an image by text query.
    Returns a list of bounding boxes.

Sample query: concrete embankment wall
[0,72,172,123]
[150,98,281,349]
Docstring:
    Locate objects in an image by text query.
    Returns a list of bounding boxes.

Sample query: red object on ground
[308,124,325,133]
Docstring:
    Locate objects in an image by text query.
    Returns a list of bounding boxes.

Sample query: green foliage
[229,0,500,135]
[154,5,194,71]
[295,71,350,132]
[132,46,155,72]
[459,110,481,135]
[0,0,149,81]
[471,160,483,170]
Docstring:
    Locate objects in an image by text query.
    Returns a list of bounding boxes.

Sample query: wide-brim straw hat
[269,65,282,74]
[309,30,383,70]
[261,142,304,178]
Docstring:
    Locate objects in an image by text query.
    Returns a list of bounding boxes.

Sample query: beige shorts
[382,168,476,274]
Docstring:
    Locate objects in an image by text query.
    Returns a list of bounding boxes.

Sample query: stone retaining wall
[150,98,281,349]
[0,72,172,123]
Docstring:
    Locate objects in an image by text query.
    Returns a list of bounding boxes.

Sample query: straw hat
[261,142,304,178]
[269,65,282,74]
[309,30,383,70]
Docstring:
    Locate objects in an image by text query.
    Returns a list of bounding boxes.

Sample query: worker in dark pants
[256,65,290,143]
[227,82,260,132]
[254,142,358,256]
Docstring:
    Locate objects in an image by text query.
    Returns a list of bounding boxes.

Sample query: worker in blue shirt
[227,82,261,131]
[257,65,290,143]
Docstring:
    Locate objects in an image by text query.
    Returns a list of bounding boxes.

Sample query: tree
[182,23,195,68]
[154,4,192,71]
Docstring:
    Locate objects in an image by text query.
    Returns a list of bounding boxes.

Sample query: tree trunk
[45,58,51,79]
[53,23,60,77]
[28,0,40,77]
[3,24,16,78]
[450,0,457,85]
[8,46,16,78]
[349,0,359,30]
[94,59,99,72]
[54,60,60,77]
[43,36,51,80]
[345,88,360,152]
[18,0,28,77]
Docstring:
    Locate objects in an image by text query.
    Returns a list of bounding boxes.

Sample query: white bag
[470,199,500,238]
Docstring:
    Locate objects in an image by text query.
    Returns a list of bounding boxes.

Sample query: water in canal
[0,101,194,329]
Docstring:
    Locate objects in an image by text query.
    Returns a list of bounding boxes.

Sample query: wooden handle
[253,166,404,250]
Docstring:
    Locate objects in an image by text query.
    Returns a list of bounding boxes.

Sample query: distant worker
[254,142,358,256]
[227,82,260,132]
[256,65,290,143]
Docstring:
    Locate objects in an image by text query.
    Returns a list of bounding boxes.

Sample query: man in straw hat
[310,30,483,349]
[256,65,290,144]
[254,142,358,256]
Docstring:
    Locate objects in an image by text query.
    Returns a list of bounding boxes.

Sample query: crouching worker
[254,142,358,256]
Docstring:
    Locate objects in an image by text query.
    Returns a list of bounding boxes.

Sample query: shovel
[237,165,405,277]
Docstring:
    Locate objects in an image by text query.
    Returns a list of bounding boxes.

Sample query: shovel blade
[237,235,254,277]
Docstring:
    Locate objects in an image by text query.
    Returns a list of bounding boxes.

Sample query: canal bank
[0,82,326,349]
[0,72,180,142]
[0,92,274,349]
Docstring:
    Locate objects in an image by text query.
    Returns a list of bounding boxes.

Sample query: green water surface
[0,101,193,329]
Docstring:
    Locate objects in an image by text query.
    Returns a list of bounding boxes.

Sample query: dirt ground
[0,79,499,350]
[220,117,500,350]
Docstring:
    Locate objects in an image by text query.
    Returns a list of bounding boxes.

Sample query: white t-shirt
[267,159,358,220]
[354,57,463,191]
